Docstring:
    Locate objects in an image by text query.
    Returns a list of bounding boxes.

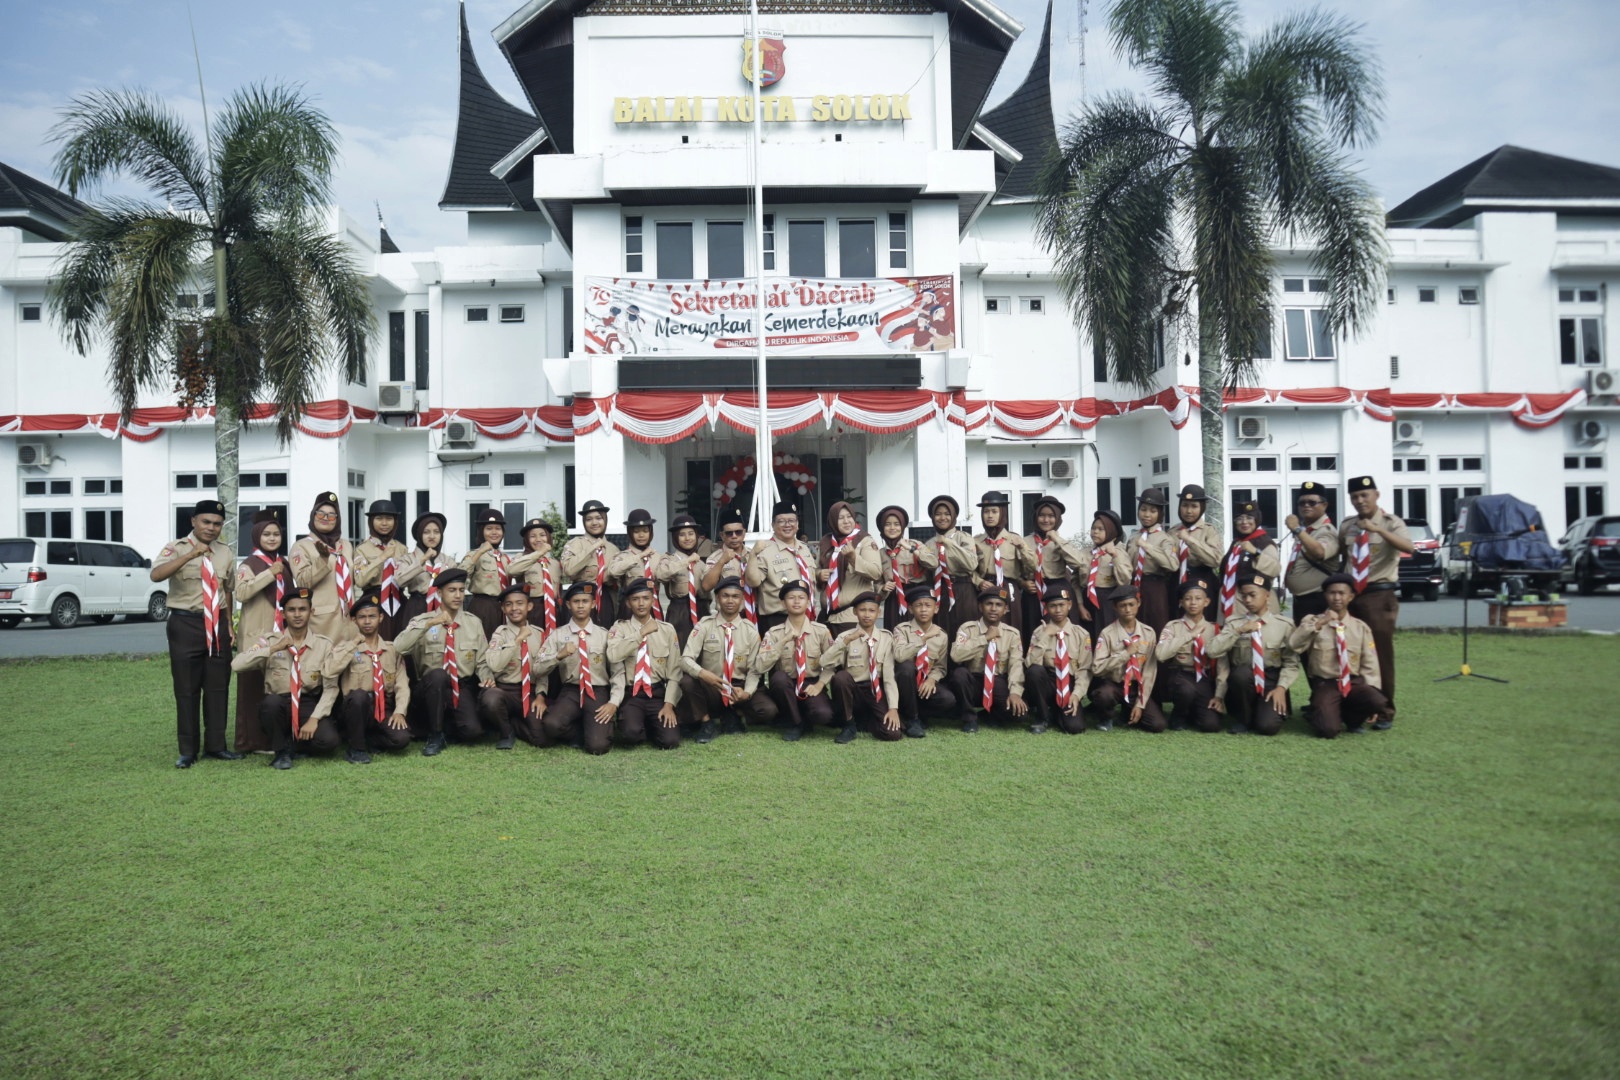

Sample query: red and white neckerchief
[1132,528,1158,587]
[365,646,387,725]
[494,549,511,591]
[539,560,558,638]
[793,629,809,698]
[888,545,910,616]
[254,549,286,631]
[982,630,998,710]
[933,539,955,610]
[519,633,533,716]
[642,555,664,620]
[1251,622,1267,694]
[287,643,308,735]
[1086,548,1103,609]
[720,621,737,704]
[1285,518,1331,582]
[867,635,883,702]
[1334,621,1352,697]
[1351,527,1372,594]
[198,544,221,655]
[1177,537,1190,585]
[379,552,400,616]
[1188,619,1207,680]
[790,545,817,617]
[1054,625,1072,709]
[1032,535,1049,596]
[826,529,861,610]
[423,555,445,612]
[593,546,608,613]
[915,634,932,689]
[1122,633,1143,704]
[987,534,1006,587]
[1219,542,1245,621]
[633,632,655,697]
[742,583,758,625]
[686,557,701,626]
[331,544,353,609]
[577,625,596,705]
[444,620,461,708]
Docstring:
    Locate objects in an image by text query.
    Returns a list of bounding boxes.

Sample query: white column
[573,423,628,522]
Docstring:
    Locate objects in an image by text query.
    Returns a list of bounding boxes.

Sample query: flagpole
[747,0,772,536]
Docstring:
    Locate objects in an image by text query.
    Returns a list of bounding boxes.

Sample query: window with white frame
[838,219,877,278]
[1283,307,1336,360]
[656,221,694,279]
[1559,286,1604,365]
[1393,456,1428,473]
[1418,286,1437,303]
[788,220,826,278]
[174,472,218,490]
[1564,454,1605,470]
[1436,456,1484,473]
[1020,296,1045,315]
[624,216,644,273]
[987,462,1010,479]
[82,478,124,495]
[1566,484,1605,522]
[346,469,367,489]
[1151,456,1169,475]
[762,214,776,271]
[21,303,41,322]
[466,306,489,322]
[985,296,1009,314]
[1459,286,1480,304]
[887,213,907,270]
[499,305,525,323]
[84,508,124,542]
[708,221,744,279]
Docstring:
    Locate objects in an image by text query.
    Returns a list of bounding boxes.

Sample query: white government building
[2,0,1618,561]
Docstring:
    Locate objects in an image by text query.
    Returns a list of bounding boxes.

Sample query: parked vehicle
[1557,515,1620,594]
[1441,494,1562,597]
[0,538,169,629]
[1397,518,1443,601]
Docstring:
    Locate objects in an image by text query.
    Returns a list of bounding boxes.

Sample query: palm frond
[49,89,211,212]
[1185,144,1273,383]
[1110,0,1243,121]
[1289,150,1387,339]
[1246,10,1383,149]
[214,83,340,226]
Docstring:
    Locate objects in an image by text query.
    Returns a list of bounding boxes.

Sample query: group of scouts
[154,474,1410,769]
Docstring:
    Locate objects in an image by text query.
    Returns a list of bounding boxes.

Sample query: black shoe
[345,749,372,765]
[782,724,804,742]
[1167,718,1188,732]
[175,755,196,769]
[422,733,447,757]
[496,735,516,750]
[720,713,745,736]
[204,749,244,761]
[1029,723,1048,735]
[903,719,926,739]
[695,720,718,744]
[271,751,294,770]
[1227,723,1250,735]
[1372,719,1393,731]
[1095,719,1113,732]
[1344,724,1367,735]
[960,717,979,733]
[835,723,858,744]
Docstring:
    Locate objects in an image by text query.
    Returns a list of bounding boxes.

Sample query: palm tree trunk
[212,243,240,552]
[1198,305,1225,534]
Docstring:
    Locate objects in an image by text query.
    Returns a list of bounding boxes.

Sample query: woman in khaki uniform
[508,518,563,642]
[233,510,294,752]
[1125,487,1178,634]
[817,500,883,634]
[398,511,457,625]
[289,491,357,643]
[459,507,513,639]
[874,505,937,630]
[1078,509,1127,639]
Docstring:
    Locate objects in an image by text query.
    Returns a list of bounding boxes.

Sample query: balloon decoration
[713,453,818,507]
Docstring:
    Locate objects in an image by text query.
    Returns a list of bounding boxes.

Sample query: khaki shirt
[1155,616,1220,672]
[949,620,1026,695]
[1210,610,1300,694]
[756,618,835,680]
[1076,542,1127,601]
[1093,620,1159,701]
[1218,536,1283,586]
[229,631,341,718]
[289,535,358,639]
[819,626,901,704]
[702,545,750,598]
[1287,612,1382,688]
[1027,532,1087,583]
[746,538,819,616]
[353,537,411,590]
[890,619,949,674]
[235,556,289,641]
[329,635,412,713]
[878,538,939,595]
[535,619,618,700]
[398,549,459,595]
[929,528,979,578]
[507,550,563,601]
[394,608,487,678]
[458,546,517,596]
[821,533,884,625]
[656,550,706,601]
[609,545,663,593]
[1125,525,1180,578]
[972,530,1036,588]
[561,535,622,586]
[681,614,764,693]
[1171,520,1226,572]
[153,533,235,613]
[1339,511,1410,584]
[1026,620,1093,701]
[484,622,550,686]
[606,617,684,705]
[1284,517,1342,597]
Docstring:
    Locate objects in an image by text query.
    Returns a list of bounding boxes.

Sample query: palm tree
[49,84,374,548]
[1036,0,1386,530]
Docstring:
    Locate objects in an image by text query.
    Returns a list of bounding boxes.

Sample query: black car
[1558,515,1620,594]
[1397,519,1442,602]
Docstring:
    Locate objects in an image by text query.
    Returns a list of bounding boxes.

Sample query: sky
[4,0,1619,252]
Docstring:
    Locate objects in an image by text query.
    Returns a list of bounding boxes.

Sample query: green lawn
[2,633,1617,1079]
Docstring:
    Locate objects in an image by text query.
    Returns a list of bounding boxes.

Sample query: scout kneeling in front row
[606,579,684,751]
[1022,582,1092,735]
[889,582,955,738]
[1209,572,1299,736]
[1286,572,1393,738]
[394,568,487,756]
[810,591,902,744]
[230,587,341,770]
[335,590,412,762]
[947,585,1027,732]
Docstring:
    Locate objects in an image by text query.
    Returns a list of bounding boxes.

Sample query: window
[761,214,775,271]
[348,499,364,542]
[1566,485,1605,522]
[1560,287,1601,304]
[390,490,407,514]
[1290,456,1312,471]
[1230,487,1281,532]
[1315,456,1338,471]
[346,469,366,489]
[708,221,744,279]
[987,462,1010,479]
[562,286,574,355]
[788,220,825,278]
[1283,308,1335,360]
[413,309,430,389]
[624,216,644,273]
[21,303,41,321]
[499,305,525,323]
[1151,456,1169,475]
[1459,287,1480,304]
[1093,338,1108,382]
[1250,320,1273,360]
[1418,287,1437,303]
[985,296,1009,314]
[838,220,876,278]
[503,502,525,549]
[1096,477,1113,515]
[502,471,526,487]
[887,213,907,270]
[1020,297,1045,315]
[466,306,489,322]
[177,292,199,309]
[1020,462,1043,479]
[1394,487,1429,522]
[84,509,124,543]
[1120,477,1138,512]
[266,472,288,488]
[1438,486,1484,530]
[1231,458,1252,472]
[564,464,576,526]
[49,479,70,495]
[1560,317,1603,365]
[1282,277,1329,294]
[240,473,262,488]
[1565,455,1605,470]
[1152,321,1166,370]
[1387,287,1397,304]
[23,480,46,496]
[388,311,406,382]
[174,472,217,490]
[467,472,491,489]
[656,222,693,279]
[1437,456,1483,472]
[176,474,198,489]
[25,510,73,538]
[1390,355,1401,380]
[84,478,122,495]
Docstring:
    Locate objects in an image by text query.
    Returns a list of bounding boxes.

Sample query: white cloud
[278,16,314,53]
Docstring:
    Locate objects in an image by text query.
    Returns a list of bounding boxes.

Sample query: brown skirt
[464,593,504,639]
[233,669,273,753]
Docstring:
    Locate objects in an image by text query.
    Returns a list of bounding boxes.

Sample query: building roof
[0,161,87,241]
[1387,145,1620,228]
[440,1,546,210]
[976,0,1054,200]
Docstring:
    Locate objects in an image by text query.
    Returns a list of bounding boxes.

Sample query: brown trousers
[1024,664,1087,733]
[678,675,780,727]
[893,660,958,725]
[1088,678,1167,732]
[945,668,1017,724]
[618,685,680,749]
[260,690,342,755]
[414,669,482,740]
[829,670,902,740]
[666,596,706,648]
[1155,666,1222,732]
[936,574,979,645]
[1306,675,1392,738]
[478,682,540,742]
[1349,587,1399,711]
[1223,667,1287,735]
[767,670,836,731]
[167,610,233,758]
[342,690,412,751]
[539,684,614,753]
[1291,590,1328,622]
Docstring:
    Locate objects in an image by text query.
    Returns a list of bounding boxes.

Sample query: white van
[0,538,170,629]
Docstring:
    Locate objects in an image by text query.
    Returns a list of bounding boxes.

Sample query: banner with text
[582,274,956,356]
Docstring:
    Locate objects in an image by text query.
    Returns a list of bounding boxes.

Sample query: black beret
[1107,585,1140,604]
[771,500,799,518]
[1348,476,1378,493]
[563,580,596,603]
[621,578,654,598]
[497,583,531,603]
[1233,499,1260,517]
[849,591,882,608]
[280,586,314,608]
[1241,572,1273,591]
[193,499,225,517]
[714,576,746,595]
[1042,582,1074,604]
[778,580,810,601]
[312,491,340,511]
[718,507,747,529]
[1179,576,1215,597]
[433,568,468,590]
[349,590,383,616]
[903,582,937,605]
[251,507,281,526]
[1322,572,1357,591]
[1296,481,1325,498]
[977,584,1009,604]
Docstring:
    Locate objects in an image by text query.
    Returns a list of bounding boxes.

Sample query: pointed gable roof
[976,0,1055,200]
[0,161,87,241]
[1388,145,1620,228]
[440,2,546,209]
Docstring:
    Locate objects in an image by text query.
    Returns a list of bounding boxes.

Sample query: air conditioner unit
[1047,457,1078,481]
[16,441,51,469]
[444,418,478,447]
[1394,419,1424,445]
[1588,369,1618,396]
[377,381,417,415]
[1236,416,1267,441]
[1576,419,1609,444]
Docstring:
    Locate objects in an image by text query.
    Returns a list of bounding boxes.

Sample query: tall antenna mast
[1072,0,1088,103]
[746,0,774,535]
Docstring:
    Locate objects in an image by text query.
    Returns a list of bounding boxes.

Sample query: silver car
[0,538,170,629]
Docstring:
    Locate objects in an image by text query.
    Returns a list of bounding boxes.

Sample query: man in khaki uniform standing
[1283,481,1340,622]
[745,499,818,636]
[1339,475,1412,715]
[150,498,239,768]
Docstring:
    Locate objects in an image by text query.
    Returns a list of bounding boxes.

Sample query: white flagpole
[747,0,772,536]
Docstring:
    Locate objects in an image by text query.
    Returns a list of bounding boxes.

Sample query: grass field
[2,632,1617,1079]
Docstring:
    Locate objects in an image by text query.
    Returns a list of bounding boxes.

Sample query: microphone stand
[1435,548,1508,684]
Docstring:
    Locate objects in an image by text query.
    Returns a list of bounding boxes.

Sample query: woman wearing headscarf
[289,490,357,642]
[398,511,457,624]
[970,491,1036,644]
[656,513,710,647]
[351,499,410,640]
[1124,487,1179,633]
[507,518,563,642]
[232,509,294,752]
[1215,497,1283,622]
[875,505,937,630]
[925,494,979,641]
[816,500,883,633]
[1078,509,1127,639]
[1022,495,1085,645]
[459,507,512,638]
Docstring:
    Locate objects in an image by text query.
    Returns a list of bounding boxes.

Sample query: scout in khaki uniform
[1078,509,1128,639]
[1023,496,1086,645]
[397,511,457,625]
[290,491,359,642]
[1283,480,1340,622]
[606,579,684,750]
[460,507,514,638]
[334,590,412,762]
[1124,488,1179,634]
[1339,475,1412,713]
[1088,586,1166,732]
[817,501,884,633]
[230,587,341,770]
[874,505,938,631]
[534,582,619,754]
[1214,498,1283,622]
[1023,582,1093,735]
[1209,572,1300,736]
[609,508,665,621]
[745,499,818,636]
[1287,572,1393,738]
[890,582,956,738]
[657,513,710,646]
[947,585,1028,732]
[150,498,239,768]
[808,592,902,743]
[701,507,752,613]
[755,580,836,741]
[507,518,562,641]
[1170,484,1224,585]
[971,491,1036,644]
[925,494,980,641]
[351,499,410,639]
[234,509,292,753]
[395,568,487,756]
[478,584,550,750]
[1153,576,1222,733]
[680,576,779,742]
[561,499,622,630]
